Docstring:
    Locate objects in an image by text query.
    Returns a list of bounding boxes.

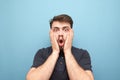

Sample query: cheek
[54,33,59,40]
[63,33,68,40]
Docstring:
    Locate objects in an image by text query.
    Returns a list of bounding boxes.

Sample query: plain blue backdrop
[0,0,120,80]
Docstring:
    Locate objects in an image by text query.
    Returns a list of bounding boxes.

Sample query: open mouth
[58,39,64,47]
[59,40,63,43]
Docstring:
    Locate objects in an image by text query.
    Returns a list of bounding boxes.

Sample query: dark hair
[49,14,73,28]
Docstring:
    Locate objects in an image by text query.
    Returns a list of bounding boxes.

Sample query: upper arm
[32,48,51,68]
[32,50,44,68]
[79,50,92,71]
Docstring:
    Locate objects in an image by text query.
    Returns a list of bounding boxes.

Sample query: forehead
[51,21,71,28]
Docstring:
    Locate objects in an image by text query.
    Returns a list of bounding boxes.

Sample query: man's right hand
[50,30,60,54]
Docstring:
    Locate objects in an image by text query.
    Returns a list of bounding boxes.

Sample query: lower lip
[59,42,64,47]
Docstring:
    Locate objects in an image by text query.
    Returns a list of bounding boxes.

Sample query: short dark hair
[49,14,73,28]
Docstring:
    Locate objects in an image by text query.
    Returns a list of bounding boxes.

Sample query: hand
[64,29,74,53]
[50,30,60,54]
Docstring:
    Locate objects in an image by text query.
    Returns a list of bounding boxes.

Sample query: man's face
[51,21,71,48]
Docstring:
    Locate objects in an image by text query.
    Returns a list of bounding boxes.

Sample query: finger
[66,29,73,43]
[50,30,56,45]
[53,33,57,43]
[65,32,70,43]
[49,29,52,39]
[70,29,74,39]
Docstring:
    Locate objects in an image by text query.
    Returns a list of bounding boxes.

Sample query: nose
[58,35,63,40]
[58,30,64,39]
[58,29,64,35]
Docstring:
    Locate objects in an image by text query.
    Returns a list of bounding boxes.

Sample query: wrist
[52,50,59,55]
[51,51,59,60]
[64,49,71,55]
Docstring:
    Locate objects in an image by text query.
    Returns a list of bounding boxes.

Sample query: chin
[59,46,64,50]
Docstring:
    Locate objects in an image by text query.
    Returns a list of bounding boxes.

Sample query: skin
[26,21,94,80]
[50,21,72,52]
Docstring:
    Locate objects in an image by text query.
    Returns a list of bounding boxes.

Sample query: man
[26,14,94,80]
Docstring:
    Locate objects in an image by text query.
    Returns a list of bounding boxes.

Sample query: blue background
[0,0,120,80]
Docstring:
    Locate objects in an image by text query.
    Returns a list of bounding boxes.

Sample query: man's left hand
[64,29,74,53]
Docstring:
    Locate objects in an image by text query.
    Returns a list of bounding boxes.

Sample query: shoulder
[72,46,89,54]
[72,46,90,59]
[37,46,52,53]
[35,46,52,59]
[31,46,52,68]
[72,46,92,70]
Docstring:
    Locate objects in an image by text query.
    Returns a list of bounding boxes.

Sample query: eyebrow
[52,27,59,29]
[62,26,70,29]
[52,26,69,29]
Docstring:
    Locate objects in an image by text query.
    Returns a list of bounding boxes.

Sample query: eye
[53,28,59,32]
[64,28,69,32]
